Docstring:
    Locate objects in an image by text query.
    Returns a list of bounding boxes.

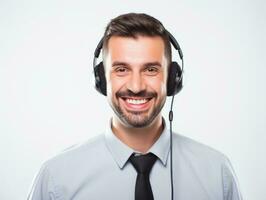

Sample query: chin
[119,110,159,128]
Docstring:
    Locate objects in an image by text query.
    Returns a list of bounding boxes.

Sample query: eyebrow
[112,61,162,68]
[112,61,128,67]
[144,62,162,68]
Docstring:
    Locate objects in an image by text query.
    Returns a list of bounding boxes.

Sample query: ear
[167,62,183,96]
[94,62,107,96]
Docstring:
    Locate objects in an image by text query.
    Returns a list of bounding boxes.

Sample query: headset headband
[93,30,184,97]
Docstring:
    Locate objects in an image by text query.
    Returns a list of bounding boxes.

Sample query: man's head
[102,13,171,128]
[102,13,172,65]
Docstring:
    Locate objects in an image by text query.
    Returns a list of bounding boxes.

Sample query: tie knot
[129,153,157,174]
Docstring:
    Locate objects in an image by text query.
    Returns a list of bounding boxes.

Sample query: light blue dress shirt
[28,120,242,200]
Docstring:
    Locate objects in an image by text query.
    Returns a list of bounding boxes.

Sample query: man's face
[104,36,168,128]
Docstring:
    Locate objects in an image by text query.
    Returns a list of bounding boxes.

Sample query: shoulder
[28,134,108,199]
[42,133,106,172]
[172,132,228,164]
[173,133,227,160]
[172,132,243,199]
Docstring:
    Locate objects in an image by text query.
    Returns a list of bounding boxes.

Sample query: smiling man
[28,13,242,200]
[106,35,168,153]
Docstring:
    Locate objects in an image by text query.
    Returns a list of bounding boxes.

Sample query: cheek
[106,75,126,97]
[146,75,167,94]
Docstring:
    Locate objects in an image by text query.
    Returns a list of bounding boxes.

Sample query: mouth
[120,97,153,111]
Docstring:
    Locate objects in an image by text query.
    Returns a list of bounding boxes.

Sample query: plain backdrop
[0,0,265,199]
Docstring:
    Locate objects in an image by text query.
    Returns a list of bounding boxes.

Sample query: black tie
[129,153,157,200]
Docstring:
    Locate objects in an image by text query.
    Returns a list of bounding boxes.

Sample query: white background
[0,0,265,199]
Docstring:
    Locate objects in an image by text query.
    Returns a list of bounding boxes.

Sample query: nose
[126,72,146,94]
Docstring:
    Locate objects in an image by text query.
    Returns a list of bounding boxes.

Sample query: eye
[114,66,129,76]
[144,66,159,76]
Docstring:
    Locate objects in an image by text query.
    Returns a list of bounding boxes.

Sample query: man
[28,13,242,200]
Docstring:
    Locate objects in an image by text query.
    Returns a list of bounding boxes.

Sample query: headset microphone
[93,30,184,200]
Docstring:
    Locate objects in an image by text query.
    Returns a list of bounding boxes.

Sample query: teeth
[126,98,148,105]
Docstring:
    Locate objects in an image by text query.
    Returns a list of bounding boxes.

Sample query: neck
[111,115,164,153]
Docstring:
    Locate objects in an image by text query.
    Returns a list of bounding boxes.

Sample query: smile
[120,97,153,111]
[126,98,149,105]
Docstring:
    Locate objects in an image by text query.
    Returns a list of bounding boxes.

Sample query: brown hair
[102,13,172,65]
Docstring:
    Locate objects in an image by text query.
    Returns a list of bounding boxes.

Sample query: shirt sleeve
[27,163,57,200]
[222,157,243,200]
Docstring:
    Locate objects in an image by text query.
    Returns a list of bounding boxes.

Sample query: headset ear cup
[167,62,183,96]
[94,62,107,96]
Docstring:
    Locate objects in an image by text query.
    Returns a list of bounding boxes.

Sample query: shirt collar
[104,118,170,169]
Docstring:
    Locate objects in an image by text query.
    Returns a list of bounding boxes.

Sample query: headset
[93,30,184,200]
[93,30,183,96]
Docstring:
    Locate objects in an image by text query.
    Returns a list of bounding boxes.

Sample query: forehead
[105,36,166,64]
